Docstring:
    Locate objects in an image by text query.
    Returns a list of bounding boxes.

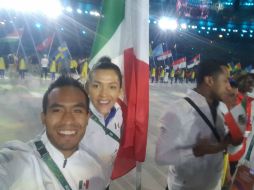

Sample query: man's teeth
[59,131,76,135]
[99,100,109,104]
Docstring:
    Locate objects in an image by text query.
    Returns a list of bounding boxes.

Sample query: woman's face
[88,69,121,117]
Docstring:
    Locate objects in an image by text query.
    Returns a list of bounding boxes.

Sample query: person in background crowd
[219,79,240,189]
[49,58,57,80]
[40,54,49,80]
[160,66,165,83]
[170,67,175,84]
[18,57,27,79]
[229,72,254,175]
[151,67,156,83]
[0,56,6,79]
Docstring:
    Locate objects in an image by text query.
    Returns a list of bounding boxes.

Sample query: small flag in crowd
[36,35,54,51]
[53,42,71,64]
[234,63,241,72]
[173,57,186,70]
[224,98,247,142]
[157,50,172,61]
[187,54,200,69]
[0,28,23,43]
[152,43,163,57]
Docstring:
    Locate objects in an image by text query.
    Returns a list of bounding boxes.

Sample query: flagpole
[47,32,56,58]
[64,42,72,60]
[136,162,142,190]
[16,29,23,57]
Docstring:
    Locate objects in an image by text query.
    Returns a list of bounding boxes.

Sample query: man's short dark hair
[42,75,89,113]
[196,59,227,85]
[88,56,122,88]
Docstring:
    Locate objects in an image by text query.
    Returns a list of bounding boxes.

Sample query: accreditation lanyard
[90,111,120,143]
[34,140,72,190]
[245,135,254,161]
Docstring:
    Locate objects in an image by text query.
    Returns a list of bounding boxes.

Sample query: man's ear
[204,76,214,87]
[41,112,46,125]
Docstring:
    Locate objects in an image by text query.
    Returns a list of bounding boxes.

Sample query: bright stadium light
[0,0,62,18]
[158,17,177,31]
[90,10,100,17]
[77,8,82,14]
[40,0,62,18]
[180,23,187,29]
[66,6,73,13]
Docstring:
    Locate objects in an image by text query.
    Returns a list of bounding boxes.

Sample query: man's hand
[193,137,230,157]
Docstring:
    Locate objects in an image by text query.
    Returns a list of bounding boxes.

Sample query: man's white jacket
[81,103,123,184]
[156,89,227,190]
[0,132,105,190]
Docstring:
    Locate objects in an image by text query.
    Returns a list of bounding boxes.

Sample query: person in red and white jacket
[229,73,254,175]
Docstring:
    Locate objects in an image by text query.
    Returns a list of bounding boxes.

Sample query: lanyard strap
[184,97,221,142]
[245,135,254,161]
[90,112,120,143]
[34,141,72,190]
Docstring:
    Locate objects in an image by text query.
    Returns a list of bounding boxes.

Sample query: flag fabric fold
[187,54,200,69]
[90,0,149,179]
[0,28,23,43]
[53,42,71,64]
[234,63,241,72]
[225,98,247,142]
[36,35,54,52]
[151,43,163,57]
[173,57,186,70]
[157,50,172,61]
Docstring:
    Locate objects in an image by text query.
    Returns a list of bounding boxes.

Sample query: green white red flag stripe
[90,0,149,179]
[225,98,247,141]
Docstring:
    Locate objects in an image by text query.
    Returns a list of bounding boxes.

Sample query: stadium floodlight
[90,11,100,17]
[40,0,62,18]
[66,6,73,13]
[180,23,187,29]
[158,17,177,31]
[77,9,82,14]
[35,23,41,29]
[0,0,62,19]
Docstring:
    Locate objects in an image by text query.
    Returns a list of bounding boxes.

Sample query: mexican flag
[90,0,149,179]
[224,98,247,142]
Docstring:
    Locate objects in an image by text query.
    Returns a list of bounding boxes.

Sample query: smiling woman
[82,56,123,189]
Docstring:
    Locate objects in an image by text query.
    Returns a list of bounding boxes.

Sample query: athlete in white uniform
[0,76,105,190]
[82,56,123,190]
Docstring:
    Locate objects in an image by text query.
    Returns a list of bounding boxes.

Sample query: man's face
[41,86,89,157]
[222,87,238,109]
[211,66,232,101]
[88,69,121,117]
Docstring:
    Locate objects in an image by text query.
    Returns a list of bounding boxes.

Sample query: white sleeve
[0,165,9,190]
[155,110,196,166]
